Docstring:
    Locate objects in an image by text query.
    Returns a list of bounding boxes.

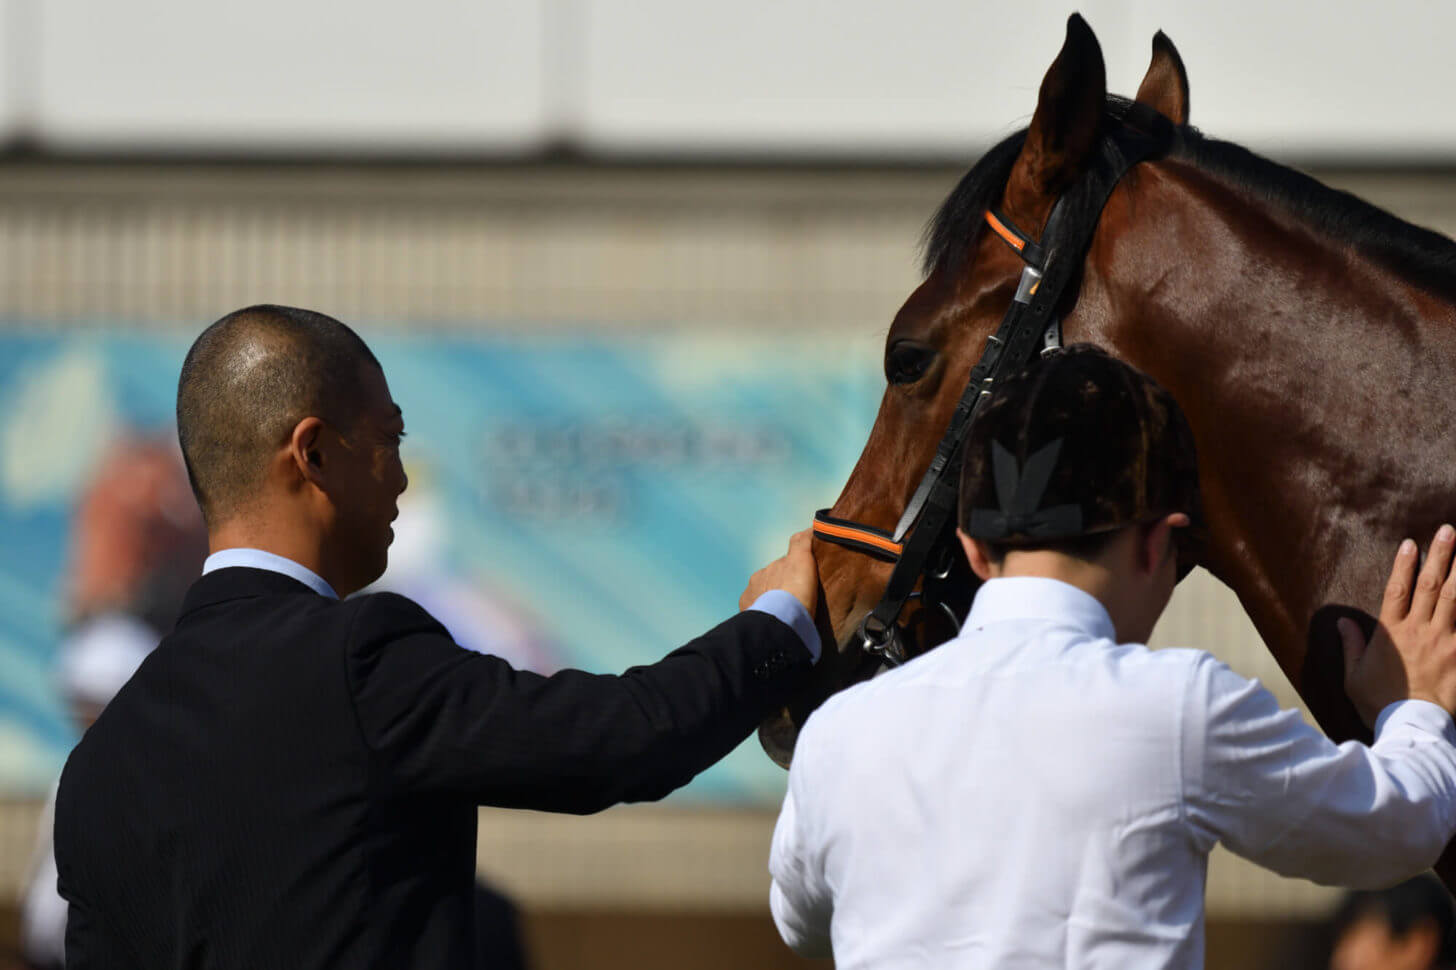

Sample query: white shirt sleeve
[768,742,834,958]
[1182,653,1456,887]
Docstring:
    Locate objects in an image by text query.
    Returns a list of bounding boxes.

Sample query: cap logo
[968,438,1083,540]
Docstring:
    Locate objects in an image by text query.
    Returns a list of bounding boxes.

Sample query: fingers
[1382,538,1419,623]
[1410,525,1456,622]
[786,529,819,615]
[738,531,820,616]
[1436,529,1456,631]
[788,528,813,556]
[1338,617,1366,684]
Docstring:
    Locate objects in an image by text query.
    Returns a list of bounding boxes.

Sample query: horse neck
[1073,159,1456,689]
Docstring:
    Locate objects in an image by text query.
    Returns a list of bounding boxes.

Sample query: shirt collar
[963,576,1117,642]
[202,548,339,600]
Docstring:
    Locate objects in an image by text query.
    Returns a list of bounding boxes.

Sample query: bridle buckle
[856,614,907,667]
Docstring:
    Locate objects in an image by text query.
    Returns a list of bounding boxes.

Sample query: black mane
[922,96,1456,299]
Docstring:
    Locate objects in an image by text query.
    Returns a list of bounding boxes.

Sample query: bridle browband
[811,103,1174,668]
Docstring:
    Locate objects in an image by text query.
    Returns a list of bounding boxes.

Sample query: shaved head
[177,305,380,526]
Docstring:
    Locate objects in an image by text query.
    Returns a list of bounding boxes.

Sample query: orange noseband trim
[811,517,905,559]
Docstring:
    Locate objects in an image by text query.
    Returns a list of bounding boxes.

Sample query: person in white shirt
[769,344,1456,969]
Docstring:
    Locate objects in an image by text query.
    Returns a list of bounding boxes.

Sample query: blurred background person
[16,436,205,970]
[1328,876,1456,970]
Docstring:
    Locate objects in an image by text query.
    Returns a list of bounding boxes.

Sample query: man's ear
[958,528,996,582]
[289,417,328,488]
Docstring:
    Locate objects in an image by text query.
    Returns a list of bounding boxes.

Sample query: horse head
[758,15,1200,765]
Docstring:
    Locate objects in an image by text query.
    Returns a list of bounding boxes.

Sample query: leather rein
[811,103,1174,669]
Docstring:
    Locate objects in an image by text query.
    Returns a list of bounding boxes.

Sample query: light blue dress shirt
[202,548,339,600]
[747,590,820,662]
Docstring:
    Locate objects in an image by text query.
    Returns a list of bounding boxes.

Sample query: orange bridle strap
[984,209,1027,253]
[811,509,904,562]
[984,208,1047,269]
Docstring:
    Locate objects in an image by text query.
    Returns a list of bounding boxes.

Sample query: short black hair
[1332,875,1456,962]
[176,304,380,526]
[981,529,1121,566]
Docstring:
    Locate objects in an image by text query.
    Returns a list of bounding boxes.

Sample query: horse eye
[885,342,937,385]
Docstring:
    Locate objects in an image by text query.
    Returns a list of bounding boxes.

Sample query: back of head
[1330,874,1456,969]
[176,305,379,527]
[957,344,1202,561]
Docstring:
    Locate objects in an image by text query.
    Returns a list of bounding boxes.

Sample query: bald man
[54,305,822,969]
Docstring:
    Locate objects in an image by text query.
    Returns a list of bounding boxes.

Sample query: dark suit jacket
[54,567,812,969]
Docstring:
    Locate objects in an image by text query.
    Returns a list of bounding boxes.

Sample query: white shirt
[769,577,1456,970]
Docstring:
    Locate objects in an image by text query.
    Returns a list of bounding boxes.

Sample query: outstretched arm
[1186,528,1456,886]
[347,532,824,813]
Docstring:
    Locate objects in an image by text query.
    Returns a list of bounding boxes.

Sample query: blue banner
[0,327,882,803]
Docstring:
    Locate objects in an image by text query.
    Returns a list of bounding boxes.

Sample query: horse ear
[1134,31,1190,125]
[1003,14,1107,217]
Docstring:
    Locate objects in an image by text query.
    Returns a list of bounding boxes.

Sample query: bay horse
[761,15,1456,883]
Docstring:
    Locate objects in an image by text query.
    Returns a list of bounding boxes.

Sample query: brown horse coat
[766,14,1456,886]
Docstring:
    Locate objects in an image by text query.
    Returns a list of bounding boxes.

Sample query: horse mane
[923,96,1456,300]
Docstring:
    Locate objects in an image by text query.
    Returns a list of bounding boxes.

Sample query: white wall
[5,0,1455,160]
[27,0,548,151]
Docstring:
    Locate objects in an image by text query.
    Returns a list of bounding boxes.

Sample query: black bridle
[811,103,1174,668]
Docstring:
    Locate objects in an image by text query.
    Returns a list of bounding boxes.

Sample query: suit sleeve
[54,774,143,970]
[344,593,813,813]
[1182,654,1456,887]
[60,892,143,970]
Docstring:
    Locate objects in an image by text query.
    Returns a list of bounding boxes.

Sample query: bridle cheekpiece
[811,102,1175,670]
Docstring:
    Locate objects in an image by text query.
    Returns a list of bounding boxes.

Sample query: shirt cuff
[748,590,821,662]
[1374,699,1456,744]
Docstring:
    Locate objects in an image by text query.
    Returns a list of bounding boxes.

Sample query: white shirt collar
[202,548,339,600]
[963,576,1117,642]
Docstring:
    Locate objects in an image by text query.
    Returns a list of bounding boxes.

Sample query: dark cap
[957,344,1201,545]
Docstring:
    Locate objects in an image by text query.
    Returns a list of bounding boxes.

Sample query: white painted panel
[1118,0,1456,159]
[17,0,1456,159]
[578,0,1129,157]
[580,0,1456,160]
[0,0,21,139]
[33,0,548,151]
